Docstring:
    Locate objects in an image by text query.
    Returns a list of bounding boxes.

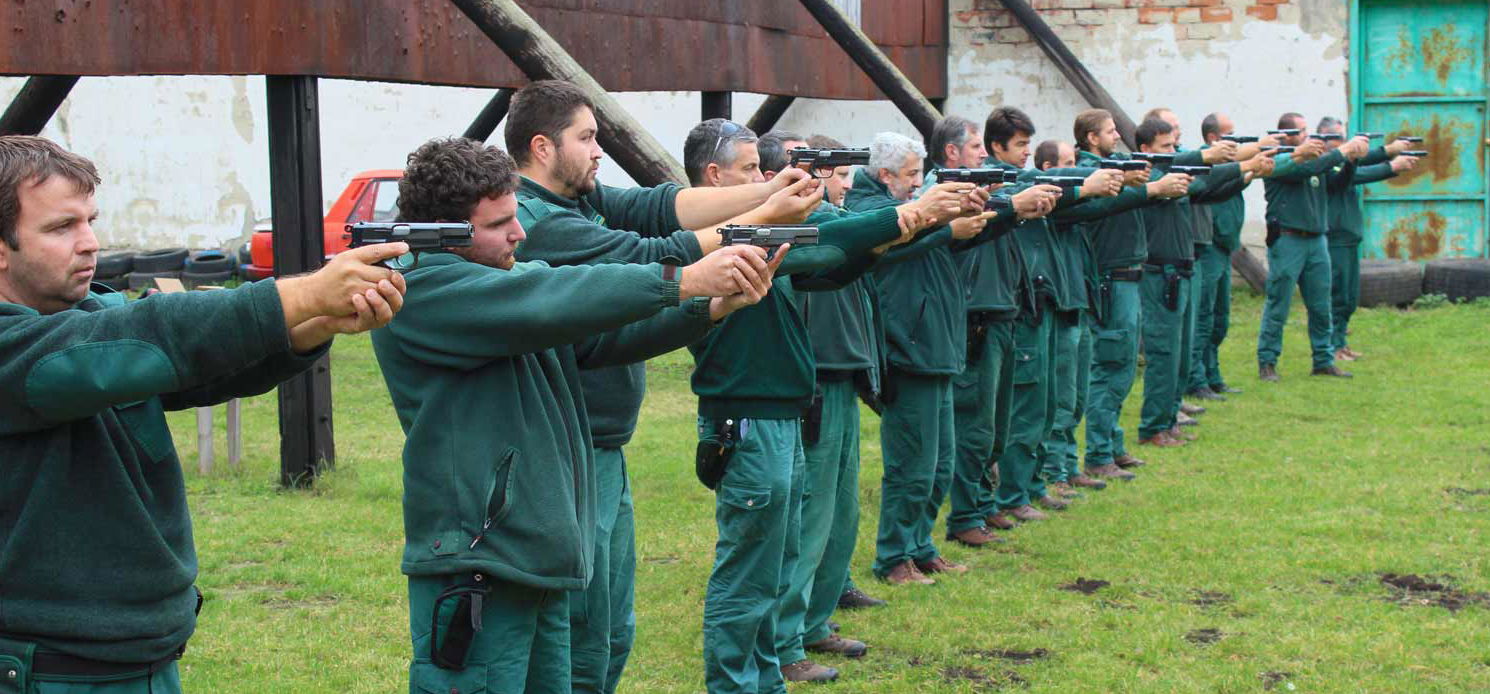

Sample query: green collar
[518,176,581,210]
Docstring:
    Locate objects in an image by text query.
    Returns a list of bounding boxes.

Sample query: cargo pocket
[717,483,772,541]
[113,398,174,462]
[412,661,488,694]
[1093,330,1129,366]
[1011,349,1041,386]
[0,636,33,694]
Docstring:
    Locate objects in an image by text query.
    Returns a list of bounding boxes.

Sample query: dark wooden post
[0,76,80,136]
[797,0,941,140]
[746,95,795,136]
[447,0,687,185]
[701,91,732,122]
[1231,247,1268,293]
[999,0,1138,150]
[464,88,513,142]
[266,75,335,488]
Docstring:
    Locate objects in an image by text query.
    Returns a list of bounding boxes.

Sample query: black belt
[32,647,183,677]
[1145,257,1194,272]
[1281,228,1321,237]
[1106,268,1143,282]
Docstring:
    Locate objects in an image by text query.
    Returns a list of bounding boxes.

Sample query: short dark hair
[1316,116,1342,133]
[807,134,846,149]
[1135,117,1174,147]
[1032,140,1063,170]
[927,116,977,166]
[757,129,807,174]
[0,136,100,250]
[505,80,595,167]
[397,138,520,224]
[1072,109,1112,152]
[984,107,1035,151]
[1201,113,1222,142]
[1278,112,1305,130]
[682,119,758,185]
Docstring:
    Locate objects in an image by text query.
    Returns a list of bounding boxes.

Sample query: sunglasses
[710,121,746,163]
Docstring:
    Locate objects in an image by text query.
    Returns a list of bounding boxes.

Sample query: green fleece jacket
[0,281,324,663]
[689,205,901,418]
[1326,149,1396,247]
[372,254,714,590]
[1264,149,1348,234]
[796,205,886,375]
[1044,164,1159,312]
[992,160,1087,313]
[1074,149,1159,271]
[1141,158,1244,263]
[514,176,704,450]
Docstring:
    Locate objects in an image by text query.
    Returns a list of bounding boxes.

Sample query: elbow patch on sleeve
[25,339,179,421]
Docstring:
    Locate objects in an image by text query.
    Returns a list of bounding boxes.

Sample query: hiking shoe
[837,587,886,609]
[806,634,869,658]
[781,659,839,683]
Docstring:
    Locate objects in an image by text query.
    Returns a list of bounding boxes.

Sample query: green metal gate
[1351,0,1489,259]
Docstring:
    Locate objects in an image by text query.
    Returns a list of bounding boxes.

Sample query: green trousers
[1040,312,1087,483]
[1175,268,1197,415]
[949,320,1015,533]
[702,417,803,694]
[873,373,953,577]
[776,377,861,663]
[1189,245,1230,392]
[1139,269,1189,439]
[995,310,1055,510]
[1329,243,1360,352]
[1084,274,1140,466]
[1258,233,1336,369]
[570,447,635,694]
[408,574,570,694]
[0,638,183,694]
[1198,246,1233,390]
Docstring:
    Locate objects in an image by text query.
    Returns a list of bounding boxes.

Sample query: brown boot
[1168,425,1197,442]
[1179,401,1206,416]
[1070,474,1108,490]
[916,556,969,575]
[1259,363,1280,382]
[1010,504,1048,521]
[1037,495,1069,511]
[837,587,887,609]
[949,526,1002,547]
[1048,481,1081,499]
[1176,411,1200,427]
[882,560,935,586]
[806,633,868,658]
[986,511,1017,530]
[1312,365,1353,378]
[1086,463,1136,481]
[1334,348,1356,363]
[781,659,839,683]
[1139,433,1182,447]
[1113,453,1146,468]
[1344,347,1364,360]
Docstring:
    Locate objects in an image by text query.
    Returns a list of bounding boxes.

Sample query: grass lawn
[166,290,1490,693]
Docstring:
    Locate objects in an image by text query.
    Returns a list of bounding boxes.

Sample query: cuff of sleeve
[684,296,713,318]
[657,264,682,306]
[248,278,294,355]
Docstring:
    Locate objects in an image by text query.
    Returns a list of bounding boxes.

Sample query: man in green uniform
[0,135,409,693]
[502,81,816,694]
[1072,109,1192,473]
[978,108,1123,527]
[682,122,962,690]
[1257,113,1370,381]
[374,137,781,694]
[1317,117,1417,363]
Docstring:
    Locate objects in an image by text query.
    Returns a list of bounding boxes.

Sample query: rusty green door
[1351,0,1489,259]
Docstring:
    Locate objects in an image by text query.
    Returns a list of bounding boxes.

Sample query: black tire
[1358,260,1424,307]
[237,242,253,266]
[1422,258,1490,302]
[128,270,181,291]
[96,251,134,277]
[132,248,188,273]
[93,274,130,292]
[182,269,234,289]
[185,250,233,275]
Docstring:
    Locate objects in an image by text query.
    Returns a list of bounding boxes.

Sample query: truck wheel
[1358,260,1424,307]
[132,248,189,273]
[185,250,233,275]
[1422,258,1490,302]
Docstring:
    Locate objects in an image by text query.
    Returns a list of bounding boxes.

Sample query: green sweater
[0,281,323,663]
[1141,158,1243,263]
[1045,164,1158,311]
[514,176,704,449]
[796,205,886,374]
[1074,149,1156,271]
[689,205,900,418]
[372,254,713,590]
[1264,149,1347,234]
[1326,151,1396,247]
[999,161,1087,313]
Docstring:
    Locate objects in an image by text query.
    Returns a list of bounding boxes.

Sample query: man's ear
[944,143,959,165]
[529,134,553,167]
[763,170,778,181]
[705,162,721,187]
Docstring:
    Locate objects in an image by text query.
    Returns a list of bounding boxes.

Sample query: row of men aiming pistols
[0,77,1422,694]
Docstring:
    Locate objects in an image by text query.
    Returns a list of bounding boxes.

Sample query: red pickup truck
[244,169,403,279]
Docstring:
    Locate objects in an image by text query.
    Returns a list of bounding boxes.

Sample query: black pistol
[1268,128,1302,136]
[346,221,474,269]
[1131,152,1177,165]
[1032,175,1087,187]
[1220,135,1259,143]
[934,168,1019,185]
[788,147,870,178]
[1170,165,1212,176]
[1099,159,1149,172]
[1308,133,1344,142]
[718,224,820,259]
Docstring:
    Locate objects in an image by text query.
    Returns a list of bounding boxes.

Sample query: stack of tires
[1423,258,1490,302]
[127,248,190,291]
[1358,257,1490,307]
[183,250,235,288]
[92,251,135,291]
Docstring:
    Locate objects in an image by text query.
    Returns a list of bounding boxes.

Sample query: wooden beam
[1231,247,1268,293]
[0,76,79,136]
[463,88,513,143]
[999,0,1138,151]
[797,0,941,140]
[448,0,687,186]
[701,91,732,122]
[746,95,795,135]
[266,75,335,488]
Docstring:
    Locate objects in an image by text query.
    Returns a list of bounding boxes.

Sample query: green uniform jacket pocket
[1011,349,1040,386]
[1093,330,1129,366]
[719,484,771,512]
[479,448,519,537]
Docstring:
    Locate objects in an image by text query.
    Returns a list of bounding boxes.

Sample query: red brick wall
[955,0,1293,44]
